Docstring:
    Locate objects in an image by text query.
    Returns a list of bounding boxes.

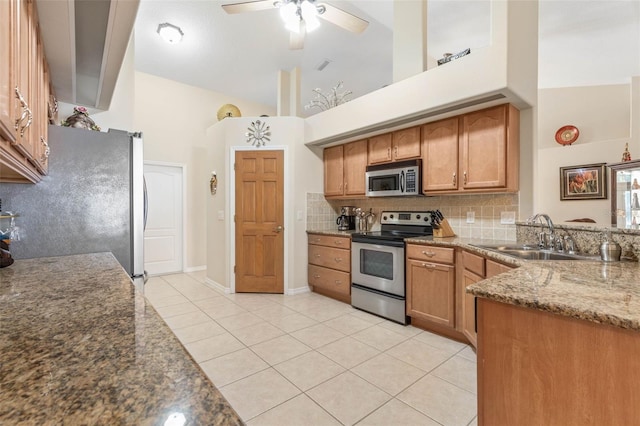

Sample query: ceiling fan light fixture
[279,2,299,30]
[300,1,320,32]
[157,22,184,44]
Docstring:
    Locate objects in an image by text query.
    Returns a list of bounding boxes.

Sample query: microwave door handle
[400,170,405,193]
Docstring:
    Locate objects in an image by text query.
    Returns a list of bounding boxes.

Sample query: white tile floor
[145,271,478,426]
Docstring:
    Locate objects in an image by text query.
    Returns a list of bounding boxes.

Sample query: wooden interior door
[235,150,284,293]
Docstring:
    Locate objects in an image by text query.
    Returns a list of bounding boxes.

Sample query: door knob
[273,225,284,233]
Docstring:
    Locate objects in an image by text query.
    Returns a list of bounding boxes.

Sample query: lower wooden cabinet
[406,243,516,346]
[406,244,456,329]
[461,250,514,348]
[477,298,640,425]
[308,233,351,303]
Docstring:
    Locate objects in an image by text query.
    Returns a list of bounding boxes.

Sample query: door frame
[229,145,290,294]
[143,160,187,274]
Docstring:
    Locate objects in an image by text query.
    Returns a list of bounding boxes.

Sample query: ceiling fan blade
[289,22,305,50]
[317,3,369,34]
[222,0,275,14]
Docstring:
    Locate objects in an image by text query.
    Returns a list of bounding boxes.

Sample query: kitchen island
[0,253,242,425]
[449,239,640,426]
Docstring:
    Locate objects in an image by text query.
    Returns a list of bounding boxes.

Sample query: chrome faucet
[527,213,557,250]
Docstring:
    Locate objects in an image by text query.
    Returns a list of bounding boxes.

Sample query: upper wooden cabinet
[324,139,367,198]
[368,126,421,165]
[0,0,50,183]
[422,117,459,192]
[422,104,520,195]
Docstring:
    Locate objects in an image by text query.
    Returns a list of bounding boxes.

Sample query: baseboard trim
[184,265,206,273]
[287,286,311,296]
[204,277,230,294]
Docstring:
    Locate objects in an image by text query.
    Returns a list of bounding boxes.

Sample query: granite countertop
[405,236,640,332]
[0,253,242,425]
[307,229,358,237]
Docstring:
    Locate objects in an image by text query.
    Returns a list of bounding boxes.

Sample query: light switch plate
[466,211,475,223]
[217,210,224,220]
[296,210,303,221]
[501,211,516,224]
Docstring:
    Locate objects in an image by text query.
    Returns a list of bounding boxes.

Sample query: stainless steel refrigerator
[0,125,147,287]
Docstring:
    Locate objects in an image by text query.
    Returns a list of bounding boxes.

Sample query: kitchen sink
[471,244,600,261]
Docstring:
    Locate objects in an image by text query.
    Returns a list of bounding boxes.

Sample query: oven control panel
[380,211,433,226]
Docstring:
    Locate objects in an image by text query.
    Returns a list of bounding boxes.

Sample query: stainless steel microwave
[365,159,421,197]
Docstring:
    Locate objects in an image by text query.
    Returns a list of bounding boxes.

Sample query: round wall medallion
[245,120,271,147]
[555,125,579,146]
[217,104,241,121]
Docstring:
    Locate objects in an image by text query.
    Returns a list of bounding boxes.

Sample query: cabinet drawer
[486,259,513,278]
[308,234,350,249]
[308,265,350,296]
[463,251,485,277]
[308,245,350,272]
[406,244,454,264]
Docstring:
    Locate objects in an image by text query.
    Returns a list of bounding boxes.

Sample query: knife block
[433,218,456,238]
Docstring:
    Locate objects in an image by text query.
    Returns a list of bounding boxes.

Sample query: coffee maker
[336,206,357,231]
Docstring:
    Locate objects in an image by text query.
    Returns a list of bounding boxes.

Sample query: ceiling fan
[222,0,369,50]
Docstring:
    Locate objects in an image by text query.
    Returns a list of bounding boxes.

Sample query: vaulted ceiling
[39,1,640,115]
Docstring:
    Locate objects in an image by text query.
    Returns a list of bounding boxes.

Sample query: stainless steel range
[351,211,434,324]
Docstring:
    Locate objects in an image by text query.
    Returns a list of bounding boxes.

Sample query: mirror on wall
[610,160,640,229]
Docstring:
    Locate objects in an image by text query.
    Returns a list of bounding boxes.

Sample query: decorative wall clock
[245,120,271,147]
[555,125,579,146]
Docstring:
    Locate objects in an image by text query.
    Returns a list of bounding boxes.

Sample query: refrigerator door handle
[143,177,148,231]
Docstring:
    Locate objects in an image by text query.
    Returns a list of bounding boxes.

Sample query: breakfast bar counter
[0,253,242,425]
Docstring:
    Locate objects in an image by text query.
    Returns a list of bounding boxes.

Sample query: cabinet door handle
[452,172,457,186]
[334,280,342,285]
[315,254,321,258]
[334,240,343,245]
[313,238,321,243]
[421,250,436,257]
[387,147,391,159]
[344,182,348,190]
[313,274,320,279]
[394,146,398,157]
[463,171,468,185]
[40,137,50,163]
[14,87,32,137]
[334,258,342,263]
[421,263,437,269]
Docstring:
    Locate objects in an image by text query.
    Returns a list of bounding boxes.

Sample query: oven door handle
[400,170,405,193]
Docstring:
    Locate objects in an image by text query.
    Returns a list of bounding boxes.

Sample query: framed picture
[560,163,607,200]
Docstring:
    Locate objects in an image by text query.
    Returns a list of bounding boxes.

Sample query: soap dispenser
[600,230,622,262]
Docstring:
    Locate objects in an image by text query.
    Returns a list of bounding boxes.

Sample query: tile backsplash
[306,192,520,241]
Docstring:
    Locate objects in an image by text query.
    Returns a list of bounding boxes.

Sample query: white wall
[536,80,639,225]
[134,72,276,271]
[206,117,323,292]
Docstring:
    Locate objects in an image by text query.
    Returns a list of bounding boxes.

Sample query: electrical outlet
[500,211,516,224]
[466,211,475,224]
[296,210,303,221]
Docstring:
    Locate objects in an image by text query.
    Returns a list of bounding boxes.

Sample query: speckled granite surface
[307,229,357,237]
[0,253,243,425]
[405,236,640,332]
